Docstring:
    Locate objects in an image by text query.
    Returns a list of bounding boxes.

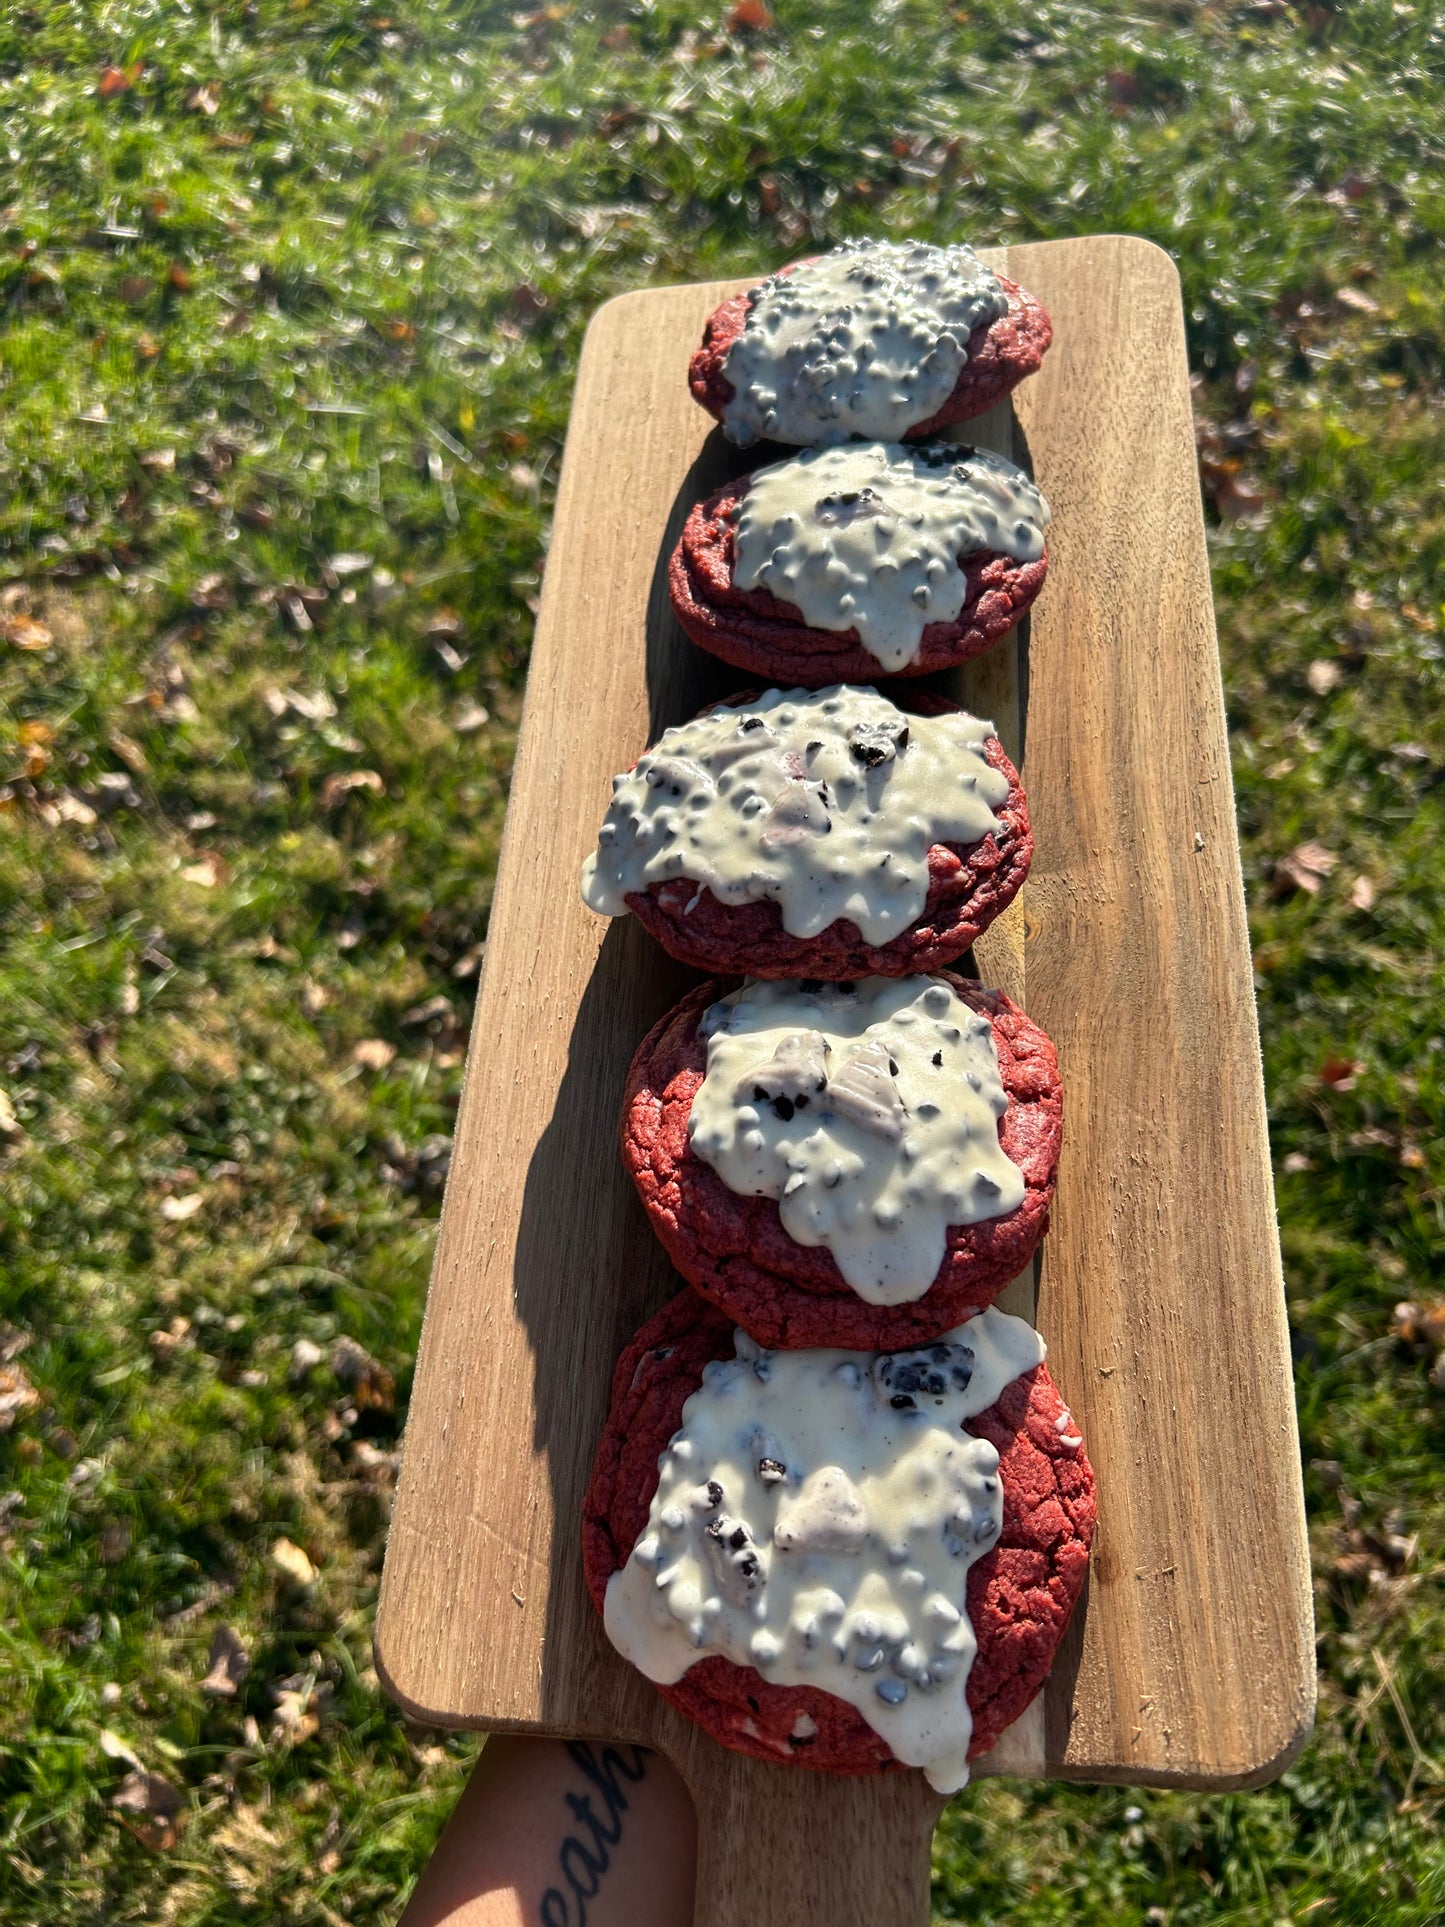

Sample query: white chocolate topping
[718,239,1009,448]
[579,687,1009,947]
[732,442,1050,673]
[603,1307,1047,1792]
[688,977,1025,1303]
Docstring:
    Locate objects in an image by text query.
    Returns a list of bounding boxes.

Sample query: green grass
[0,1,1442,1920]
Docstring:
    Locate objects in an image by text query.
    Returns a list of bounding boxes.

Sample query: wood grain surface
[375,238,1314,1923]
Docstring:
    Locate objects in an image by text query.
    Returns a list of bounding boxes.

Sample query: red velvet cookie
[621,974,1063,1351]
[670,470,1046,685]
[619,689,1033,983]
[582,1287,1096,1774]
[689,267,1052,443]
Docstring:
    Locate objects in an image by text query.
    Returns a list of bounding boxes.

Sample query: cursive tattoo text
[538,1741,649,1925]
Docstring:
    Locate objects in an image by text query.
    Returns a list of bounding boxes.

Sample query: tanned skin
[399,1737,697,1927]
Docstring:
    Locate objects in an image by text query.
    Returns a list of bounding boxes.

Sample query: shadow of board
[510,427,755,1740]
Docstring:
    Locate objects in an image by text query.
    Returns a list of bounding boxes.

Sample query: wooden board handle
[684,1753,943,1927]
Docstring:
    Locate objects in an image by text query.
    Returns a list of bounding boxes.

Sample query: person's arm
[400,1735,697,1927]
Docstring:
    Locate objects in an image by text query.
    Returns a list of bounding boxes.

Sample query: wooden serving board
[375,237,1314,1924]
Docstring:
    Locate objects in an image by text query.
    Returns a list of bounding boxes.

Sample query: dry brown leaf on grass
[1330,1544,1411,1584]
[98,63,143,98]
[726,0,773,29]
[1393,1301,1445,1390]
[108,729,148,774]
[266,685,337,723]
[320,769,384,807]
[99,1520,133,1564]
[290,1337,324,1379]
[10,729,48,786]
[290,1333,323,1379]
[401,994,456,1028]
[1307,658,1343,695]
[200,1624,250,1697]
[352,1038,396,1072]
[1329,1483,1419,1590]
[111,1770,184,1852]
[270,1536,318,1590]
[188,572,230,614]
[509,281,550,320]
[270,1689,318,1747]
[4,615,52,651]
[1272,840,1338,897]
[1349,874,1377,912]
[424,608,465,641]
[1335,285,1379,313]
[1215,472,1267,522]
[378,1131,453,1194]
[0,1360,41,1430]
[149,1315,192,1363]
[159,1193,204,1222]
[269,1675,336,1749]
[299,978,329,1017]
[0,1088,22,1138]
[1294,840,1337,878]
[1393,1302,1445,1346]
[180,852,229,888]
[99,1728,141,1769]
[331,1336,396,1413]
[44,792,99,827]
[351,1439,401,1485]
[1319,1057,1363,1090]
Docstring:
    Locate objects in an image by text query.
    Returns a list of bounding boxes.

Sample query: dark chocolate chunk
[847,719,911,769]
[874,1341,976,1403]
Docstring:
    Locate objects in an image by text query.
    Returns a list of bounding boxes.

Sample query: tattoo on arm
[538,1741,650,1926]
